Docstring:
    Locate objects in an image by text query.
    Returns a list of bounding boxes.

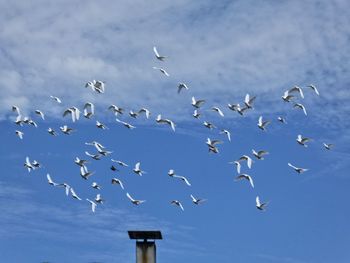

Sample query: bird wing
[288,163,298,170]
[153,46,160,57]
[126,192,135,202]
[256,196,261,206]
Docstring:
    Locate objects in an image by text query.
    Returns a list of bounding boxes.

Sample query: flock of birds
[12,46,334,213]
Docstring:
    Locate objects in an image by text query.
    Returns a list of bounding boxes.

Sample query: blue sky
[1,0,350,262]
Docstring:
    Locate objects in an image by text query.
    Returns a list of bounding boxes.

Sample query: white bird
[228,103,248,115]
[46,174,59,186]
[23,118,38,128]
[191,97,205,108]
[111,178,124,190]
[168,170,191,186]
[47,127,58,136]
[153,66,170,76]
[83,102,95,119]
[153,46,167,61]
[116,118,136,129]
[238,155,253,169]
[296,135,312,147]
[178,83,189,94]
[308,84,319,95]
[277,116,287,124]
[60,125,74,135]
[244,94,256,109]
[14,115,24,126]
[289,86,304,99]
[91,182,101,190]
[256,196,268,211]
[70,187,82,200]
[85,141,106,149]
[133,162,146,176]
[108,105,124,116]
[92,142,112,156]
[323,143,333,150]
[235,174,254,188]
[96,120,108,130]
[50,95,62,103]
[75,157,88,167]
[258,116,271,131]
[129,110,139,118]
[32,160,41,169]
[229,161,241,174]
[126,192,145,205]
[85,151,103,160]
[80,166,94,180]
[138,108,151,119]
[252,149,269,160]
[12,105,21,116]
[203,121,216,129]
[85,80,105,93]
[293,103,307,116]
[86,198,97,212]
[111,159,129,167]
[58,183,71,196]
[156,114,175,131]
[171,200,184,211]
[212,107,224,117]
[193,110,201,119]
[15,130,24,139]
[35,110,45,120]
[206,138,222,153]
[281,90,295,102]
[95,194,104,204]
[24,157,33,172]
[288,163,308,174]
[220,129,231,141]
[63,107,80,122]
[190,194,207,205]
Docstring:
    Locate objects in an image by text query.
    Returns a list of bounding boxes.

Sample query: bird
[108,105,124,116]
[281,90,295,102]
[323,143,333,150]
[237,155,253,169]
[171,200,184,211]
[168,169,191,186]
[308,84,319,95]
[70,188,82,200]
[178,83,189,94]
[156,115,175,131]
[86,198,97,212]
[244,94,256,109]
[95,194,104,204]
[110,165,119,171]
[111,159,129,167]
[116,118,136,129]
[50,95,62,103]
[288,163,308,174]
[235,174,254,188]
[203,121,216,130]
[138,108,151,119]
[126,192,145,205]
[60,125,74,135]
[129,110,139,118]
[85,151,103,160]
[85,80,105,93]
[14,115,24,126]
[206,138,223,153]
[258,116,271,131]
[293,103,307,116]
[24,157,34,172]
[228,103,248,115]
[74,157,88,167]
[32,160,41,169]
[277,116,287,124]
[63,107,80,122]
[58,183,71,196]
[252,149,269,160]
[85,141,106,149]
[296,135,312,147]
[220,129,231,141]
[96,120,108,130]
[191,97,205,108]
[91,141,112,156]
[153,66,170,76]
[133,162,146,176]
[80,166,94,180]
[256,196,268,211]
[190,194,207,205]
[289,86,304,99]
[212,107,224,117]
[229,161,241,174]
[35,110,45,120]
[47,128,58,136]
[193,110,201,119]
[15,130,24,139]
[153,46,167,61]
[91,182,101,190]
[111,178,124,190]
[12,105,21,116]
[46,174,59,186]
[83,102,95,119]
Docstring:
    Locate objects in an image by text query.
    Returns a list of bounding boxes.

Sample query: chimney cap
[128,230,163,240]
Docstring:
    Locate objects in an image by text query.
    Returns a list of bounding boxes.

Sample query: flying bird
[86,198,97,212]
[85,151,103,160]
[109,105,124,116]
[83,102,95,119]
[323,143,333,150]
[126,192,145,205]
[15,130,24,139]
[35,110,45,120]
[191,97,205,108]
[116,118,136,129]
[75,157,88,167]
[96,120,108,130]
[281,90,295,102]
[111,159,129,167]
[220,129,231,141]
[294,103,307,116]
[258,116,271,131]
[58,183,71,196]
[138,108,151,119]
[203,121,216,130]
[46,174,59,186]
[256,196,268,211]
[296,134,312,147]
[238,155,253,169]
[133,162,146,176]
[190,194,207,205]
[152,67,170,76]
[91,182,101,190]
[168,169,191,186]
[308,84,319,95]
[193,110,201,119]
[95,194,104,204]
[288,163,308,174]
[70,188,82,200]
[50,95,62,103]
[212,107,224,117]
[252,149,269,160]
[63,107,80,122]
[24,157,34,172]
[156,115,175,131]
[277,116,287,124]
[229,161,242,174]
[289,86,304,99]
[171,200,184,211]
[60,125,74,135]
[111,178,124,190]
[178,83,189,94]
[235,174,255,188]
[153,46,167,61]
[244,94,256,109]
[80,165,94,180]
[47,127,58,136]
